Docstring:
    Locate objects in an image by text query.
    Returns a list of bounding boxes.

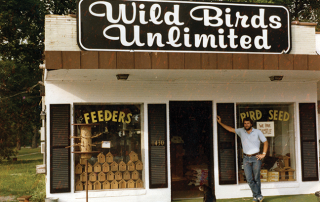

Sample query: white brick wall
[45,15,80,51]
[316,33,320,55]
[45,15,317,54]
[291,25,317,55]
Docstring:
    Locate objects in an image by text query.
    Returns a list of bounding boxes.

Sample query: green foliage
[45,0,77,15]
[0,0,46,63]
[0,61,41,159]
[0,0,46,158]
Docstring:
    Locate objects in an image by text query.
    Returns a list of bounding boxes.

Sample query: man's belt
[243,152,259,157]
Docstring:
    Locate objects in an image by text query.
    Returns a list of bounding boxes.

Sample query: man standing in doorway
[217,116,268,202]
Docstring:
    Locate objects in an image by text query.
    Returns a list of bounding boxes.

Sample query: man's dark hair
[243,117,253,125]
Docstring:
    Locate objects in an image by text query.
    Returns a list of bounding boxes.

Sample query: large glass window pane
[236,104,295,183]
[73,104,143,190]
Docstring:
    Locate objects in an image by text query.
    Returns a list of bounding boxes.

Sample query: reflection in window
[236,104,295,183]
[73,104,143,190]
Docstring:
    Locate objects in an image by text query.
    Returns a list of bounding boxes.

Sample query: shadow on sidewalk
[173,194,318,202]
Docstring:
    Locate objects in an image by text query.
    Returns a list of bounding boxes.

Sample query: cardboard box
[261,173,268,179]
[261,179,268,182]
[268,178,279,182]
[268,176,279,180]
[268,171,279,177]
[261,169,268,174]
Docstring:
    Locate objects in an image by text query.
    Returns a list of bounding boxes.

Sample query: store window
[73,104,143,190]
[236,104,295,183]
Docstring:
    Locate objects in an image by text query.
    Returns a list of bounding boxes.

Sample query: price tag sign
[102,141,111,148]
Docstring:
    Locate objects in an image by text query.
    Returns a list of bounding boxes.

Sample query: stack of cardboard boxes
[260,169,268,182]
[267,171,279,182]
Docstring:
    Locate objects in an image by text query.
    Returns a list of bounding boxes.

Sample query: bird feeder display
[102,162,110,172]
[127,179,135,188]
[119,161,126,172]
[97,153,105,163]
[76,180,83,191]
[103,181,110,189]
[127,161,135,171]
[73,104,143,191]
[93,162,102,173]
[98,172,106,182]
[119,179,127,189]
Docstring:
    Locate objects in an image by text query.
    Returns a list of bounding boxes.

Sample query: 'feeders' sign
[78,0,291,54]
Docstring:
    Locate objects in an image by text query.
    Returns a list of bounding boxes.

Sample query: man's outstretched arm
[217,116,235,133]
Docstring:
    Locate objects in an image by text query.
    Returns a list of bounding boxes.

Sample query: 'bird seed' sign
[78,0,291,54]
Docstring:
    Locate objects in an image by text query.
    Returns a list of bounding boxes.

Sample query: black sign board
[78,0,291,54]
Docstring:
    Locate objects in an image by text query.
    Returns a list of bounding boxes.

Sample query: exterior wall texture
[44,14,320,201]
[45,78,319,201]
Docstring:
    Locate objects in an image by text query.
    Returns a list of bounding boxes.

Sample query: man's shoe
[253,197,258,202]
[258,196,264,202]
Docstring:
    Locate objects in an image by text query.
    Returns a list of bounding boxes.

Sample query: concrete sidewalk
[173,194,318,202]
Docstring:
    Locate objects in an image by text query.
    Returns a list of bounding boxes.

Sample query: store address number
[151,140,165,146]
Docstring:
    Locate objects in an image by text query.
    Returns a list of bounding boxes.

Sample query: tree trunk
[16,136,21,150]
[16,124,21,150]
[32,126,38,148]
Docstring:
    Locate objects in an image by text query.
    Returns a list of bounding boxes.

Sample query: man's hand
[256,153,266,160]
[217,115,235,133]
[217,116,221,124]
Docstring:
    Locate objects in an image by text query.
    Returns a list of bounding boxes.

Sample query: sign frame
[257,121,275,137]
[77,0,291,54]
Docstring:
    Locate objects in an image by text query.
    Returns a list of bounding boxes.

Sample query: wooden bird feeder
[287,168,295,181]
[75,163,83,174]
[129,151,139,162]
[119,161,127,171]
[93,162,102,173]
[102,162,110,172]
[127,161,135,171]
[70,123,100,202]
[89,172,97,182]
[70,123,101,159]
[283,156,290,168]
[107,171,115,181]
[80,158,87,165]
[279,169,287,181]
[136,178,143,188]
[76,180,83,191]
[111,180,119,189]
[87,163,93,173]
[119,179,127,189]
[81,172,87,182]
[127,179,135,188]
[94,181,101,190]
[115,171,123,181]
[103,180,111,189]
[97,153,106,163]
[98,172,106,182]
[110,161,119,171]
[132,170,139,180]
[123,171,131,180]
[85,181,93,190]
[135,160,143,171]
[106,152,114,163]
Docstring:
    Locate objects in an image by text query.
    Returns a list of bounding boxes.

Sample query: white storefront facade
[43,2,320,201]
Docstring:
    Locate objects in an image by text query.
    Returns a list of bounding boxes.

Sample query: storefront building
[43,1,320,201]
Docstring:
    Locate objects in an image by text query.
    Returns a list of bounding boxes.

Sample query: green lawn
[0,147,46,202]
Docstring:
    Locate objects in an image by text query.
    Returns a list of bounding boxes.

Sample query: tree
[0,61,41,159]
[0,0,46,158]
[45,0,77,15]
[0,0,78,159]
